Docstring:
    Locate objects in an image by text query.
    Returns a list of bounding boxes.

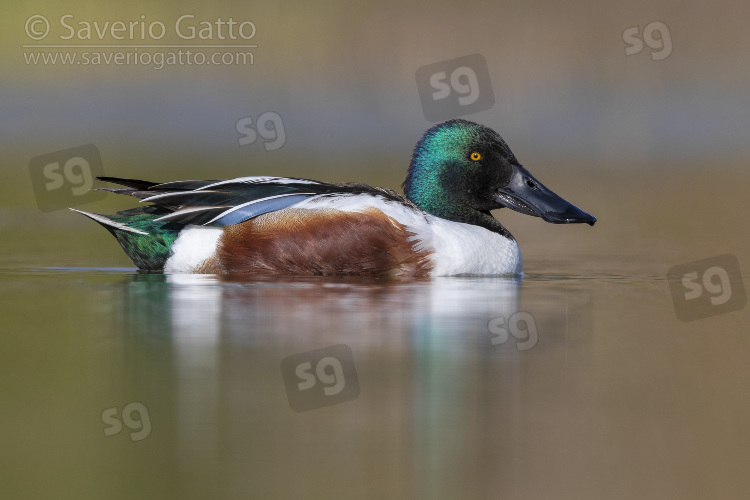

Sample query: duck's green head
[403,119,596,236]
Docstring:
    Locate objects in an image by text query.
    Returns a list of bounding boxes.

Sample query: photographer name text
[25,14,256,43]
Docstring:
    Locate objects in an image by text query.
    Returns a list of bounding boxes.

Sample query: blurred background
[2,1,750,499]
[2,0,749,267]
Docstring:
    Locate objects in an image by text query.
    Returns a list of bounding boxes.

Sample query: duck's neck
[447,208,515,240]
[404,177,513,239]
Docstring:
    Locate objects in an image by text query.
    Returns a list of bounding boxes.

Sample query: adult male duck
[72,119,595,276]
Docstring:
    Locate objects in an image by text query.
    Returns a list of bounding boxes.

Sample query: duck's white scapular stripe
[164,225,223,273]
[154,206,226,222]
[197,177,322,190]
[140,190,219,203]
[204,193,314,224]
[141,178,321,204]
[149,180,201,188]
[69,209,149,235]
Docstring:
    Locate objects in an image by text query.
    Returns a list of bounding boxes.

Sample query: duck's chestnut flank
[71,120,596,276]
[196,208,433,276]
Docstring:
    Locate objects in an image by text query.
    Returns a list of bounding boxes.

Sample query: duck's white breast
[417,216,522,276]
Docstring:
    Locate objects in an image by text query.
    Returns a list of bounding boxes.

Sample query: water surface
[2,255,749,499]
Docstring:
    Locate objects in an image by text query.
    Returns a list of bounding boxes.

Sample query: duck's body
[73,120,594,276]
[74,176,521,276]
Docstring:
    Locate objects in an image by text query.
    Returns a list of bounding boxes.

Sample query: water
[2,256,749,499]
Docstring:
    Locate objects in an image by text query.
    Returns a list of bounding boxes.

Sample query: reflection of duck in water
[126,274,525,349]
[73,120,595,276]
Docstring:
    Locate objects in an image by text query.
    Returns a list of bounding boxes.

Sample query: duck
[72,119,595,276]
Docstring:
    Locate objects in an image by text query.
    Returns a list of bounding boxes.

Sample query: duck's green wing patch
[72,206,181,271]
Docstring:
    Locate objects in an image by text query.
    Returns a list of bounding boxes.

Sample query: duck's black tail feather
[97,177,160,190]
[94,177,169,203]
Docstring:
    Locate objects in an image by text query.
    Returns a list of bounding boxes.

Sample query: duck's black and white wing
[97,176,409,227]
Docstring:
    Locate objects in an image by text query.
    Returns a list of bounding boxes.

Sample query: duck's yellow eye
[470,152,482,161]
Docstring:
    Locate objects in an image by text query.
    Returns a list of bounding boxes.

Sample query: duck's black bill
[493,165,596,226]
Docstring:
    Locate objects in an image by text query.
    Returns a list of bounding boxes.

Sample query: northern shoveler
[72,119,595,276]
